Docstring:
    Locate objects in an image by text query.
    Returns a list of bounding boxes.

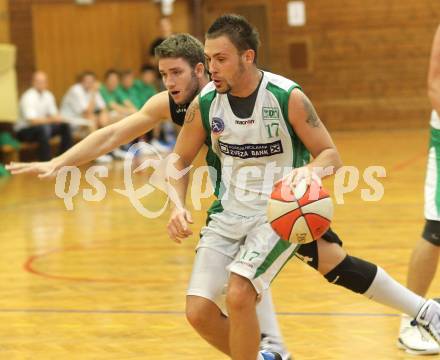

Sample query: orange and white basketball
[267,178,333,244]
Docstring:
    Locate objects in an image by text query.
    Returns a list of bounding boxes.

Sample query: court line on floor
[390,149,426,172]
[0,308,399,317]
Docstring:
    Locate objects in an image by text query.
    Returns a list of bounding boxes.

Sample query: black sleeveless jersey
[169,94,190,126]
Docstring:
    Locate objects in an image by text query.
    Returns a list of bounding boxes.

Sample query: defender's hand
[5,161,58,179]
[167,207,193,243]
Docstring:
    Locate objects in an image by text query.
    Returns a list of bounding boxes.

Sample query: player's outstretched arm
[428,24,440,114]
[6,91,171,178]
[167,97,206,243]
[288,88,342,185]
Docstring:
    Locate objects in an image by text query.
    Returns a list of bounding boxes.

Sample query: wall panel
[9,0,189,99]
[0,0,9,43]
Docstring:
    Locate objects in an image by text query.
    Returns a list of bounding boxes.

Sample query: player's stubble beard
[216,58,245,95]
[179,70,200,105]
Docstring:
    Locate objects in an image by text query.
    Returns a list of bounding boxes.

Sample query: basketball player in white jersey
[6,34,290,360]
[397,24,440,355]
[167,14,440,360]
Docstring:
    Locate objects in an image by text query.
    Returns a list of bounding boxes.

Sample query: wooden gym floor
[0,128,438,360]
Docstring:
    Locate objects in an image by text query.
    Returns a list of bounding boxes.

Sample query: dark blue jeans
[16,123,72,161]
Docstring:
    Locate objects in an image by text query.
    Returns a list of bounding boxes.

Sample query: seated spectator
[135,64,157,107]
[100,69,136,122]
[61,71,109,135]
[14,71,72,161]
[148,17,173,65]
[61,71,112,162]
[118,70,143,110]
[134,64,176,153]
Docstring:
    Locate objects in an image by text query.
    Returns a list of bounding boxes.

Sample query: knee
[422,220,440,246]
[324,255,378,294]
[185,296,216,330]
[226,277,256,312]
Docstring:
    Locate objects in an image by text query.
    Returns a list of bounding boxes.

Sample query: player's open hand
[167,207,194,243]
[5,161,58,179]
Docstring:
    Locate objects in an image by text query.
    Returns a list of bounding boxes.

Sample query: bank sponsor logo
[218,140,283,159]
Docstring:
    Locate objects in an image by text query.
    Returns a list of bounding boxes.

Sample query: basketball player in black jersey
[7,35,205,175]
[6,33,290,360]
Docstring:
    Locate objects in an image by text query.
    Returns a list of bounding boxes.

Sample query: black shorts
[422,220,440,246]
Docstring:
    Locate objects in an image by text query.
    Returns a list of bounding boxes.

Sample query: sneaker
[111,148,128,160]
[259,351,282,360]
[415,299,440,346]
[134,141,156,156]
[260,334,292,360]
[151,138,173,153]
[94,154,113,164]
[397,314,440,355]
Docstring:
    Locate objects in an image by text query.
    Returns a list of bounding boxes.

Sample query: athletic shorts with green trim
[194,210,299,294]
[424,126,440,221]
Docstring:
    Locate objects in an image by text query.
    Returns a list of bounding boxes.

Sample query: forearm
[169,159,190,210]
[307,148,342,178]
[110,102,133,114]
[28,117,51,126]
[85,96,97,116]
[51,126,117,169]
[123,100,137,113]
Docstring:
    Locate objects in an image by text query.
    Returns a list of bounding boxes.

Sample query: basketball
[267,178,333,244]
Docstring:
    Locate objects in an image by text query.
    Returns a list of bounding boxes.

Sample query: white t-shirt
[15,88,58,131]
[60,83,106,119]
[431,110,440,129]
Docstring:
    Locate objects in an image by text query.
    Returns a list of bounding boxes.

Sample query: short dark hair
[155,33,205,69]
[78,70,96,82]
[206,14,260,63]
[104,69,119,80]
[140,63,156,73]
[120,69,134,78]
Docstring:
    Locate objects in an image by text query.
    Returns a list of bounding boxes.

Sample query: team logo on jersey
[263,107,280,121]
[211,117,225,134]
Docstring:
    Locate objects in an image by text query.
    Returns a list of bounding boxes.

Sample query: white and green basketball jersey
[199,71,310,216]
[431,110,440,130]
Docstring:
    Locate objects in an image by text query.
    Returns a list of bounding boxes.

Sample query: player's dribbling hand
[5,161,58,179]
[284,165,322,190]
[167,207,193,243]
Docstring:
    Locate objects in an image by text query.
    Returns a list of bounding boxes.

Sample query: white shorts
[424,126,440,220]
[189,210,298,295]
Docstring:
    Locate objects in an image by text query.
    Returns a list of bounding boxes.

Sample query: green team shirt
[117,84,143,109]
[100,85,124,109]
[134,79,156,107]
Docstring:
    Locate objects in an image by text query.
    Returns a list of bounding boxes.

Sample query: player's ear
[194,63,205,78]
[243,49,255,64]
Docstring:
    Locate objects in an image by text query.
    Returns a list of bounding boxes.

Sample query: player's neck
[198,75,210,91]
[229,68,261,98]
